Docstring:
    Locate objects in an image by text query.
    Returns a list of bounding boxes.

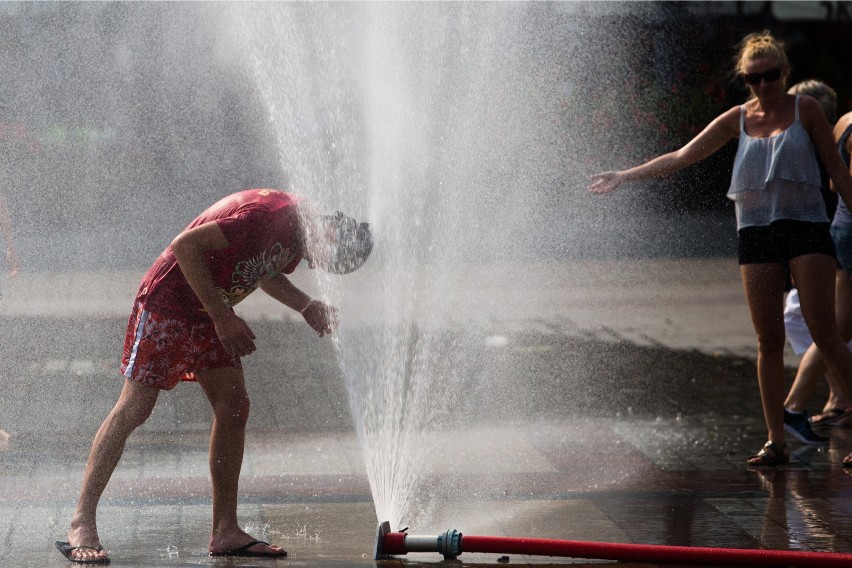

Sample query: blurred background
[1,1,849,273]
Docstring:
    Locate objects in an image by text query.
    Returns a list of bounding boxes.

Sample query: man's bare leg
[196,366,285,556]
[65,379,160,562]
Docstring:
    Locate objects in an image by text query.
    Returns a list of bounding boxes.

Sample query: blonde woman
[589,31,852,467]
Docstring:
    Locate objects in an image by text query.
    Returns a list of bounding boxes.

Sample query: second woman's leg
[791,254,852,404]
[784,268,852,418]
[819,269,852,416]
[834,269,852,342]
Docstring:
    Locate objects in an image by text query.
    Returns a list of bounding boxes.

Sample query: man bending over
[57,189,373,563]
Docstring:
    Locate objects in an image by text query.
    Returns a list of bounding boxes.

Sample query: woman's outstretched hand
[588,171,624,195]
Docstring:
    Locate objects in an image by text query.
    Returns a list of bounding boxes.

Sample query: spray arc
[375,521,852,567]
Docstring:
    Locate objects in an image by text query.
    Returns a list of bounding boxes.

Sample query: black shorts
[738,220,836,265]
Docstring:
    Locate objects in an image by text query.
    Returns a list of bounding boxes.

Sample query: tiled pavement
[3,258,852,568]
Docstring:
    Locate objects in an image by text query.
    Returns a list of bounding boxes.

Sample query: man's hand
[212,311,256,357]
[301,300,339,337]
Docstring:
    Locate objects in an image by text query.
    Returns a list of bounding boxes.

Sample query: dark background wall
[565,1,852,216]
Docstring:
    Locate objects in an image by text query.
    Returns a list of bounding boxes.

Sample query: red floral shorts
[120,303,241,390]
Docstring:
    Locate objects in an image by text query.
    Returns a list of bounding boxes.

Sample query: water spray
[374,521,852,566]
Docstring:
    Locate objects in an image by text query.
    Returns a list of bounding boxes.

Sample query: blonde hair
[734,31,790,75]
[788,80,837,123]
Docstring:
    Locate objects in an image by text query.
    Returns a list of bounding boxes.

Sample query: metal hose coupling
[437,528,462,560]
[374,521,463,560]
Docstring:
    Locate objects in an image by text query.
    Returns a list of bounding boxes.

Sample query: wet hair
[321,211,374,274]
[788,79,837,124]
[734,31,790,76]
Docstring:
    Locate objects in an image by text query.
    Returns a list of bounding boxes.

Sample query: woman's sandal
[811,407,852,427]
[747,441,789,467]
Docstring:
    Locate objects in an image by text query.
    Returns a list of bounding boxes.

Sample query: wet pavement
[3,258,852,568]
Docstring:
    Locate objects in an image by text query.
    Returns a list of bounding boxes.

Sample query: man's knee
[110,380,159,431]
[111,399,156,431]
[213,394,251,428]
[197,367,250,427]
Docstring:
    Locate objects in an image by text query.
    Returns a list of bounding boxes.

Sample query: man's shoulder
[202,190,294,222]
[209,188,296,210]
[238,190,300,217]
[214,191,300,243]
[242,188,298,204]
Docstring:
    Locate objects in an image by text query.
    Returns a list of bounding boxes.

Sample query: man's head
[316,211,374,274]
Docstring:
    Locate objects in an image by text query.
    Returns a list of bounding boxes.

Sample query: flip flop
[810,407,852,426]
[55,541,110,564]
[209,539,287,558]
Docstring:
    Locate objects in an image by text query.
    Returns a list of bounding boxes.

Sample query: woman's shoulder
[834,112,852,138]
[711,105,743,135]
[721,104,744,117]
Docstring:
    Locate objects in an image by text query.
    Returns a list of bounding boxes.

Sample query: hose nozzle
[374,521,462,560]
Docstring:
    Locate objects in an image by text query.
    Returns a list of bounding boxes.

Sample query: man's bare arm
[170,221,256,356]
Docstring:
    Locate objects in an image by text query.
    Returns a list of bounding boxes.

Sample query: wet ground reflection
[3,316,852,566]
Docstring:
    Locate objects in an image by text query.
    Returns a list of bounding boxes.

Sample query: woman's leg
[784,341,827,412]
[740,262,789,446]
[790,254,852,404]
[828,270,852,409]
[834,269,852,342]
[785,268,852,415]
[792,254,852,465]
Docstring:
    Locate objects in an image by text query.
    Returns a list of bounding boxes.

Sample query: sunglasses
[742,68,782,86]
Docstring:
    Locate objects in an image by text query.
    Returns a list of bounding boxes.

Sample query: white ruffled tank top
[727,95,827,229]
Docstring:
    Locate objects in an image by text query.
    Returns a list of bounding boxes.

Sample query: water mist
[229,2,583,530]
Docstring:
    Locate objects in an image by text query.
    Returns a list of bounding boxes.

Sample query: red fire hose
[375,522,852,566]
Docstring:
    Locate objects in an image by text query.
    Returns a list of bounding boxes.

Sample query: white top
[727,96,827,229]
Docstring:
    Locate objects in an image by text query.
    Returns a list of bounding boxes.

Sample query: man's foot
[55,541,110,564]
[64,524,108,564]
[210,531,286,558]
[783,409,830,445]
[210,539,287,557]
